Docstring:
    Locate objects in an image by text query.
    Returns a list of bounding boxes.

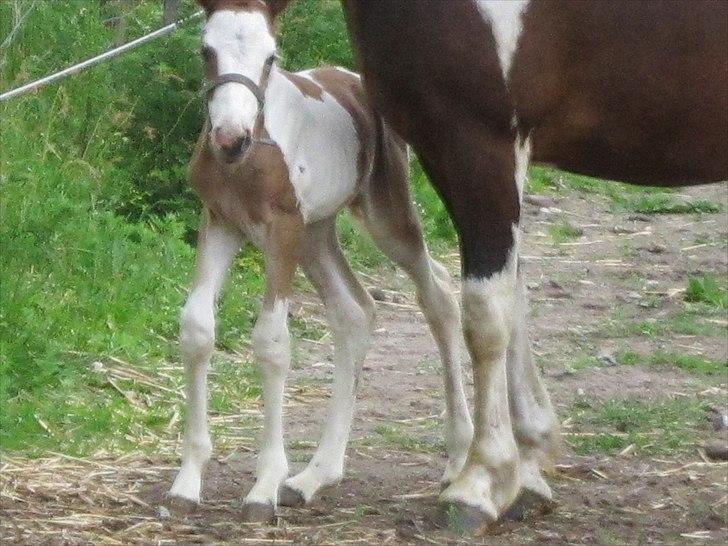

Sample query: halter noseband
[203,53,279,148]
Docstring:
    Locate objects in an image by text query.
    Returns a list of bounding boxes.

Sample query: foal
[168,0,473,522]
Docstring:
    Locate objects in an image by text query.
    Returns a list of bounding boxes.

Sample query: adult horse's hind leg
[168,211,242,508]
[349,127,473,485]
[507,271,560,509]
[278,218,375,506]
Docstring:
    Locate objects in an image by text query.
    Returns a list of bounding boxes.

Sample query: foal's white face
[202,9,276,161]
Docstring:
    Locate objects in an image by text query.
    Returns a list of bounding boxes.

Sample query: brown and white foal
[168,0,472,521]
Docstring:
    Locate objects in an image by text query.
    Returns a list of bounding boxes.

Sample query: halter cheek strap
[203,54,279,148]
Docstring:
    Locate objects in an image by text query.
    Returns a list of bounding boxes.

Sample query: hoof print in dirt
[503,488,556,522]
[164,495,199,516]
[241,501,276,523]
[278,484,307,507]
[437,501,494,534]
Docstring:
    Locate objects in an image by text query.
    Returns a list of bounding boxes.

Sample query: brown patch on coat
[282,72,324,101]
[307,68,422,250]
[342,0,519,278]
[512,0,728,186]
[189,127,299,231]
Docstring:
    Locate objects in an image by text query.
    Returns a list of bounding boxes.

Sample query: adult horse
[190,0,727,530]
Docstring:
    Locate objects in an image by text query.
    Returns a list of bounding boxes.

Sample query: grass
[1,0,725,461]
[528,165,723,215]
[360,423,445,453]
[566,396,710,456]
[549,220,583,244]
[615,349,724,376]
[685,275,728,308]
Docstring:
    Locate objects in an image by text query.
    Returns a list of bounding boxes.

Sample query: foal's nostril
[213,128,251,158]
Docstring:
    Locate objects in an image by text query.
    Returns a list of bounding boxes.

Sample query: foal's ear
[196,0,216,16]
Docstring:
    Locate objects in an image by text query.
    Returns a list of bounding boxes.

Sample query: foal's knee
[180,293,215,362]
[251,301,291,374]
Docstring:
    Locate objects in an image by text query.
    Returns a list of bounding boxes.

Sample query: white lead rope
[0,10,204,103]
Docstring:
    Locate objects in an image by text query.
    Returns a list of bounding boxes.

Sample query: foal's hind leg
[279,219,375,506]
[350,134,473,486]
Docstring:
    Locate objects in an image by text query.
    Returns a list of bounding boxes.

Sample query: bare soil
[2,184,727,545]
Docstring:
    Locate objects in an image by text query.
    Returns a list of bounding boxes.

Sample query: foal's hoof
[165,495,199,515]
[241,501,275,523]
[278,484,306,507]
[437,501,495,534]
[503,487,555,522]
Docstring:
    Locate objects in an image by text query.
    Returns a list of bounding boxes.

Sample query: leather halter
[203,53,279,148]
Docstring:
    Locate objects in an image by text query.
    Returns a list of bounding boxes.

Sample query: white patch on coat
[203,10,277,136]
[475,0,530,80]
[263,69,360,223]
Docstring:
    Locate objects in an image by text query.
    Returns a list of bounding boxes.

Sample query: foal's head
[197,0,288,162]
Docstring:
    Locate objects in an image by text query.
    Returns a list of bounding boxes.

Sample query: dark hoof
[278,484,307,507]
[165,495,199,515]
[503,488,555,522]
[437,501,495,534]
[241,501,276,523]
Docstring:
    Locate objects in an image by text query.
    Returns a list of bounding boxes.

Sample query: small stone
[577,388,586,397]
[158,505,171,519]
[524,194,558,209]
[644,244,667,254]
[368,287,387,301]
[91,361,104,372]
[597,349,617,367]
[713,411,728,431]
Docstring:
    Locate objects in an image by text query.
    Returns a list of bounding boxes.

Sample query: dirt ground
[1,184,727,545]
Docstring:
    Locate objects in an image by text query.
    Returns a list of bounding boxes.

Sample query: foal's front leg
[168,213,242,507]
[241,211,303,523]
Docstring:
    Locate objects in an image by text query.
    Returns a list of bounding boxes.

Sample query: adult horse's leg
[279,218,375,506]
[169,211,242,508]
[506,270,560,511]
[349,128,473,485]
[242,210,303,522]
[415,129,543,527]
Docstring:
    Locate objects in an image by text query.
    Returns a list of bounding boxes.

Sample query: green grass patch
[528,166,723,215]
[685,275,728,308]
[615,349,725,376]
[361,423,445,453]
[549,220,583,244]
[567,397,709,456]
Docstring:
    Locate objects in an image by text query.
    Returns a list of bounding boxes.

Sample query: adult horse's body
[181,0,728,530]
[340,0,727,527]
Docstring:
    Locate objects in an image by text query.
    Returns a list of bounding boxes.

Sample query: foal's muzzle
[213,127,252,161]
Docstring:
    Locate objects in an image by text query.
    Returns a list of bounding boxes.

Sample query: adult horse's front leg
[416,131,543,528]
[242,211,304,522]
[169,211,242,509]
